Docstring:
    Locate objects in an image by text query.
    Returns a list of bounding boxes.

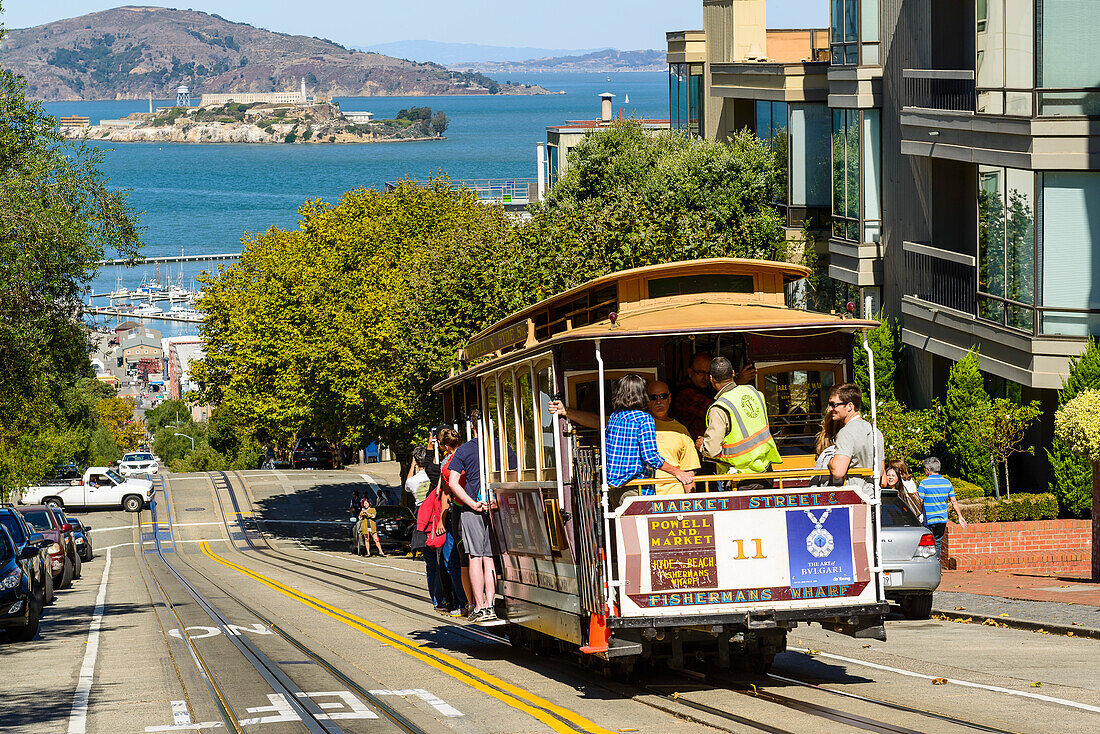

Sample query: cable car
[434,258,889,673]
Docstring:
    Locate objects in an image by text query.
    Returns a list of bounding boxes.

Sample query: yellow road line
[200,542,615,734]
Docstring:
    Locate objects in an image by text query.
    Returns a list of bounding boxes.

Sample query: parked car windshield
[0,529,14,563]
[0,513,28,544]
[880,491,922,528]
[21,510,53,531]
[296,439,327,452]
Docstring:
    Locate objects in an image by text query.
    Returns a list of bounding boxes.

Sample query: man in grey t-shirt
[827,383,884,491]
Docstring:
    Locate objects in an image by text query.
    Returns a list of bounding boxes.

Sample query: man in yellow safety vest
[696,356,782,490]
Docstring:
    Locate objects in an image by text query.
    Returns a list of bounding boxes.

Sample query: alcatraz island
[62,92,449,145]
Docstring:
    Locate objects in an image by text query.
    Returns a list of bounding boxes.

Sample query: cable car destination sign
[465,321,529,362]
[615,489,876,617]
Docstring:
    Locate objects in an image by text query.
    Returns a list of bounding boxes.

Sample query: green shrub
[1048,339,1100,517]
[944,350,993,491]
[853,313,899,403]
[962,493,1060,523]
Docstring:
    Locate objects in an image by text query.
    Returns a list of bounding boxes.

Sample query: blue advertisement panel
[785,506,855,588]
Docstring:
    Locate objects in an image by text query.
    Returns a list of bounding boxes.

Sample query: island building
[342,111,375,123]
[537,92,670,198]
[665,0,1099,488]
[58,115,90,129]
[200,77,312,107]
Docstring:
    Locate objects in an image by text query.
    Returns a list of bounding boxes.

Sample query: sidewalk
[932,568,1100,637]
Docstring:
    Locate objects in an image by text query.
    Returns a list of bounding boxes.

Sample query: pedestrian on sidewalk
[917,457,967,557]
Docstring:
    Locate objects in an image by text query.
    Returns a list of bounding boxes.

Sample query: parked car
[47,507,82,582]
[0,526,42,641]
[0,508,53,605]
[16,506,77,590]
[64,516,94,562]
[20,467,154,512]
[291,437,334,470]
[45,463,81,485]
[118,452,159,477]
[350,505,415,555]
[880,489,941,619]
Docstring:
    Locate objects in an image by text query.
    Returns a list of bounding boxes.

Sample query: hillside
[450,49,666,74]
[360,40,607,65]
[2,6,547,101]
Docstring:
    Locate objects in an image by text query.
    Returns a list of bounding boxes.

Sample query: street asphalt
[1,463,1096,734]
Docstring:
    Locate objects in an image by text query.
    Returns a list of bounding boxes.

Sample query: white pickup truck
[20,468,155,512]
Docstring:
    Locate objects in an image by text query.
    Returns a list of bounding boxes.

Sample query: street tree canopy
[0,10,143,496]
[195,123,797,450]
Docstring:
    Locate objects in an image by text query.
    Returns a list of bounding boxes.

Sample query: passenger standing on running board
[447,415,514,623]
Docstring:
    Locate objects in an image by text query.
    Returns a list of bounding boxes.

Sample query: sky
[3,1,830,51]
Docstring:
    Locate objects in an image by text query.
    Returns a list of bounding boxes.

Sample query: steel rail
[218,471,1022,734]
[147,479,341,733]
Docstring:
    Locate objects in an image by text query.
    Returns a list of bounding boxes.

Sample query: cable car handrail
[617,467,874,488]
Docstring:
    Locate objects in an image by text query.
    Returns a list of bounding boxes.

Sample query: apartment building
[668,0,1099,482]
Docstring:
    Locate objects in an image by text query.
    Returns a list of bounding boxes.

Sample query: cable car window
[517,369,537,470]
[484,378,498,472]
[648,273,754,299]
[761,368,836,455]
[499,372,518,470]
[538,365,556,470]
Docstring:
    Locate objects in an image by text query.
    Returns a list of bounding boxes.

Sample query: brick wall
[942,519,1092,573]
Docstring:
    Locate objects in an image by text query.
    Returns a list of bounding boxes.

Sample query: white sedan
[118,452,159,477]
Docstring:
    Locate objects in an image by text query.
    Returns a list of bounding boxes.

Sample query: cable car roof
[434,259,876,390]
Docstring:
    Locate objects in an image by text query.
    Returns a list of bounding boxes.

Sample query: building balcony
[666,30,706,64]
[900,241,1092,389]
[710,61,828,103]
[900,70,1100,169]
[827,240,881,288]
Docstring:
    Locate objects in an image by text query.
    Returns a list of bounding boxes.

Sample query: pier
[96,252,241,266]
[83,306,202,324]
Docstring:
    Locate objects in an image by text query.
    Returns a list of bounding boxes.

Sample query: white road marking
[301,546,427,577]
[66,548,112,734]
[168,624,273,640]
[172,700,190,726]
[790,647,1100,713]
[296,691,379,720]
[93,521,226,534]
[144,723,221,732]
[370,689,464,717]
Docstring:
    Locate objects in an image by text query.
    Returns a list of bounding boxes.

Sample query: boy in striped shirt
[918,456,967,557]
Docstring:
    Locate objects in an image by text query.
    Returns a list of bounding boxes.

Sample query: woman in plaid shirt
[554,374,696,492]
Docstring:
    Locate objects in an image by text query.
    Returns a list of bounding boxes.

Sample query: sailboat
[624,93,630,104]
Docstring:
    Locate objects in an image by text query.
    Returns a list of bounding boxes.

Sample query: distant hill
[2,6,545,101]
[360,40,609,65]
[450,49,666,74]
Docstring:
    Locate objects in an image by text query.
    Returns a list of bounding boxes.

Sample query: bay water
[45,71,667,336]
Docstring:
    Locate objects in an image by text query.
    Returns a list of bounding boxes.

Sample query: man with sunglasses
[827,383,884,491]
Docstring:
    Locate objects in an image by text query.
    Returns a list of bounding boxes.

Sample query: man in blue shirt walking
[917,456,967,557]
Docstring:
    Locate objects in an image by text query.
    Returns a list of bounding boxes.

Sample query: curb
[931,607,1100,640]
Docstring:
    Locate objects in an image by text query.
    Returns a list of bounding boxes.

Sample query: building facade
[200,78,310,107]
[668,0,1100,485]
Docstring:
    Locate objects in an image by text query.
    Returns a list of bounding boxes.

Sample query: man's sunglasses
[648,392,671,401]
[826,400,849,408]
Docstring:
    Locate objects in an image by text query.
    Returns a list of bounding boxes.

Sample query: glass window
[547,145,558,190]
[789,104,831,208]
[648,273,753,298]
[1038,1,1100,115]
[832,109,861,241]
[976,0,1036,116]
[688,64,704,137]
[861,110,881,243]
[484,378,498,471]
[538,365,557,470]
[978,166,1036,330]
[517,369,537,471]
[761,368,837,456]
[669,64,681,130]
[499,373,517,469]
[1040,173,1100,335]
[831,0,859,64]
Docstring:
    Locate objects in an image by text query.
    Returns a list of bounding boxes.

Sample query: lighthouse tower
[300,77,307,104]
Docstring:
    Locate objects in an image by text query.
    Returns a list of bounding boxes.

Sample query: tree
[1048,338,1100,516]
[431,111,449,137]
[975,398,1043,497]
[944,350,994,490]
[1054,390,1100,577]
[0,8,142,496]
[145,398,192,435]
[877,399,944,470]
[96,397,145,454]
[853,313,900,405]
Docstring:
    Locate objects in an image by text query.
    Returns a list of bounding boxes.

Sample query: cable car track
[206,470,1029,734]
[143,475,430,734]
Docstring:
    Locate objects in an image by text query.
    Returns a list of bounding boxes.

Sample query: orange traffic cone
[579,612,610,654]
